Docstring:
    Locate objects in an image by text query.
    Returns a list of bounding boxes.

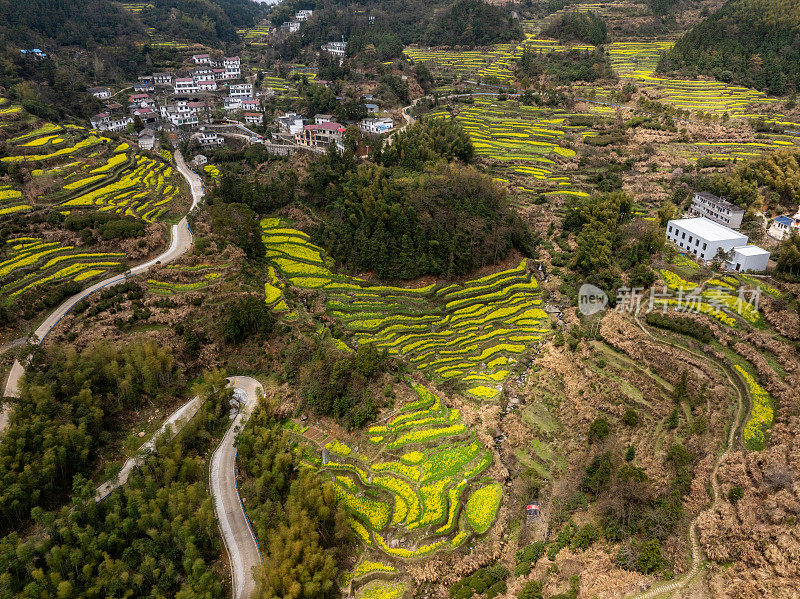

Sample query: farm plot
[0,237,125,301]
[261,219,549,401]
[0,186,31,216]
[1,119,184,223]
[60,155,182,222]
[654,269,765,327]
[607,42,777,116]
[306,383,498,564]
[146,264,224,295]
[429,99,590,199]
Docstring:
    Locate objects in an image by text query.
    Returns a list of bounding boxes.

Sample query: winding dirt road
[628,317,746,599]
[1,150,202,419]
[210,376,264,599]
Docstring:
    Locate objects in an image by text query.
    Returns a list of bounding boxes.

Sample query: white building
[174,78,199,94]
[243,112,263,125]
[727,245,770,273]
[666,217,770,271]
[767,211,800,241]
[153,72,172,86]
[138,128,156,151]
[224,56,241,79]
[228,83,253,99]
[192,54,211,64]
[241,99,260,111]
[689,191,745,229]
[197,131,224,146]
[321,41,347,58]
[667,217,747,262]
[359,117,393,134]
[88,87,111,100]
[314,113,335,124]
[295,9,313,20]
[89,112,132,132]
[282,21,301,33]
[276,112,304,135]
[197,80,218,92]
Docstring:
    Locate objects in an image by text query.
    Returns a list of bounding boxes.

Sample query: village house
[197,131,224,146]
[689,191,745,229]
[295,122,345,148]
[132,107,158,127]
[767,208,800,240]
[197,80,218,92]
[321,41,347,58]
[359,117,393,134]
[365,103,379,114]
[153,72,172,86]
[134,82,154,94]
[224,57,241,79]
[314,114,335,124]
[193,68,215,82]
[295,9,313,20]
[281,21,301,33]
[666,217,770,272]
[228,83,253,99]
[128,93,152,108]
[90,112,133,132]
[138,128,156,151]
[241,98,260,111]
[88,87,112,100]
[174,78,199,94]
[243,112,263,126]
[192,53,211,64]
[276,112,305,135]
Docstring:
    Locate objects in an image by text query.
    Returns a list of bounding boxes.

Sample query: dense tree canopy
[0,340,184,533]
[658,0,800,94]
[0,369,232,598]
[541,10,607,45]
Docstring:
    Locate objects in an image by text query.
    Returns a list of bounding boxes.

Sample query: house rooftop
[695,191,741,212]
[668,217,748,243]
[775,215,795,226]
[732,245,769,257]
[304,122,344,131]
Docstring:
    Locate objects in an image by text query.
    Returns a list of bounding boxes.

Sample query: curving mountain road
[1,150,203,420]
[210,376,264,599]
[94,394,202,502]
[627,316,746,599]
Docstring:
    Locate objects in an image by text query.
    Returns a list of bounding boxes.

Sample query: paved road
[1,150,203,427]
[210,376,264,599]
[95,395,202,501]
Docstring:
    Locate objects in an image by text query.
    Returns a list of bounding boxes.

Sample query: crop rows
[262,219,549,401]
[0,237,125,300]
[309,384,499,562]
[607,42,777,116]
[429,99,590,198]
[736,365,773,450]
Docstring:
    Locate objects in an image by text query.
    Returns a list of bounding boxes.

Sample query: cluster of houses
[87,54,261,148]
[275,112,395,149]
[280,9,313,33]
[666,192,770,273]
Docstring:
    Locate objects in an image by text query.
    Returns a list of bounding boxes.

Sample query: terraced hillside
[0,104,187,327]
[296,383,501,596]
[261,219,549,401]
[428,99,591,201]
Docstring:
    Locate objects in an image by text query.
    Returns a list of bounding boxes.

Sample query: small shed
[727,245,770,273]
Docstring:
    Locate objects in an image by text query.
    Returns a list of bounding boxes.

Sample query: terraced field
[656,268,766,327]
[299,383,499,592]
[428,99,591,200]
[147,263,224,295]
[261,219,549,401]
[0,117,184,223]
[0,237,126,301]
[607,42,777,116]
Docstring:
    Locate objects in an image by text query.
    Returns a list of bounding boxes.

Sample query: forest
[658,0,800,94]
[541,10,607,45]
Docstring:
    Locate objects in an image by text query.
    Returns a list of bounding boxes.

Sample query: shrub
[622,408,639,427]
[588,417,610,443]
[728,485,744,503]
[518,580,543,599]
